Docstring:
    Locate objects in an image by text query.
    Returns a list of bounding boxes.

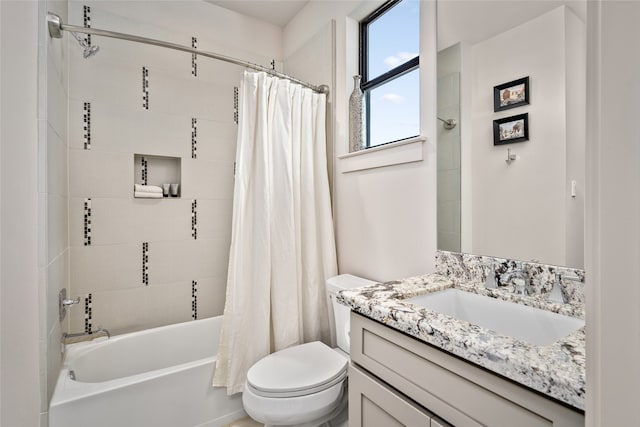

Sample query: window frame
[359,0,420,148]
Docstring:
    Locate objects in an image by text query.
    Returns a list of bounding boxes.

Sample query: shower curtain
[213,71,338,394]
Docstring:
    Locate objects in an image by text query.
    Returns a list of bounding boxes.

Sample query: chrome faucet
[62,328,110,346]
[508,267,531,296]
[549,272,581,304]
[548,275,566,303]
[483,262,498,289]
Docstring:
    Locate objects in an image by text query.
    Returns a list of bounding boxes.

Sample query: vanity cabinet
[350,363,450,427]
[349,313,584,427]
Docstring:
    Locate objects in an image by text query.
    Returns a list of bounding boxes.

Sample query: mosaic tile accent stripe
[191,118,197,159]
[83,102,91,150]
[142,67,149,110]
[140,156,148,185]
[83,198,92,246]
[233,86,239,124]
[191,37,198,77]
[191,280,198,320]
[191,199,197,240]
[83,5,91,47]
[84,293,93,334]
[142,242,149,286]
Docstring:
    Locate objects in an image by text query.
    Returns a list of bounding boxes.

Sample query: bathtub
[49,316,246,427]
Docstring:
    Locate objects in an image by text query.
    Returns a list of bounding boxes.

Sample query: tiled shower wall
[39,0,70,414]
[66,2,282,335]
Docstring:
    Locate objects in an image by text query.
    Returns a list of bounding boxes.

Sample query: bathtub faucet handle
[62,296,80,307]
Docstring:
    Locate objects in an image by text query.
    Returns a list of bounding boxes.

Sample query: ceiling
[205,0,310,27]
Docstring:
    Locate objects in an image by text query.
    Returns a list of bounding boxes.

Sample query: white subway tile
[181,159,234,200]
[69,149,133,198]
[152,72,234,121]
[46,322,62,402]
[38,268,48,341]
[68,197,84,247]
[197,198,232,242]
[47,124,68,197]
[90,287,148,335]
[38,193,48,267]
[38,119,48,194]
[144,281,192,327]
[194,276,227,319]
[69,60,141,109]
[197,120,237,163]
[150,239,230,285]
[46,251,68,339]
[88,198,192,245]
[70,243,142,293]
[47,194,68,264]
[47,57,68,143]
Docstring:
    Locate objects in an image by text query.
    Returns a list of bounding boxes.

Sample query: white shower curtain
[213,71,338,394]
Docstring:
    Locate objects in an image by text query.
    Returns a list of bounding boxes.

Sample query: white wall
[66,1,282,335]
[285,1,438,282]
[0,2,42,426]
[586,1,640,424]
[564,8,586,270]
[469,6,583,267]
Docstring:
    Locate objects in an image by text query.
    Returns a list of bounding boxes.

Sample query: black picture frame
[493,113,529,145]
[493,76,529,112]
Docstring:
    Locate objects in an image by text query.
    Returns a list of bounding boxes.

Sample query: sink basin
[406,289,584,346]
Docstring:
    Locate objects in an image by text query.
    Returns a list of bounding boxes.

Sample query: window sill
[337,137,426,173]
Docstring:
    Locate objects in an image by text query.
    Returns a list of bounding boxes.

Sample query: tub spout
[62,328,110,346]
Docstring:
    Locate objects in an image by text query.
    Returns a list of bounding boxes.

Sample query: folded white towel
[134,191,163,199]
[134,184,163,194]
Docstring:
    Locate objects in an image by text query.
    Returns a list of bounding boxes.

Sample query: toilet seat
[246,341,348,398]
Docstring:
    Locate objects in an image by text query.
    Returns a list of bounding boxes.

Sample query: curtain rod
[46,13,329,95]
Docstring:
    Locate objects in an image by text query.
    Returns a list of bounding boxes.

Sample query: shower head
[71,31,100,59]
[83,44,100,59]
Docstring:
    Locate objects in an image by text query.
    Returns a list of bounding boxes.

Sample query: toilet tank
[326,274,377,354]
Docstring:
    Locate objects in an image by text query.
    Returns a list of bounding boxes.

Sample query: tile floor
[223,415,263,427]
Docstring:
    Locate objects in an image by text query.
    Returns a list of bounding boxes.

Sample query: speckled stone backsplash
[435,250,585,306]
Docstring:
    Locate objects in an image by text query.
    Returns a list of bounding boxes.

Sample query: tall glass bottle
[349,75,365,152]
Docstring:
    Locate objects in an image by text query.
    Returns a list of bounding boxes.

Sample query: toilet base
[246,382,348,427]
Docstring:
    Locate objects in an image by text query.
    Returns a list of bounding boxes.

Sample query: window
[360,0,420,148]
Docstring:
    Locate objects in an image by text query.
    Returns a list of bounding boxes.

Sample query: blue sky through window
[366,0,420,147]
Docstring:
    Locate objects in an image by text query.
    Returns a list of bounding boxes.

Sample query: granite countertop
[337,273,586,411]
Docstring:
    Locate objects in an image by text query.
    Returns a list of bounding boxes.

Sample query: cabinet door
[350,313,584,427]
[349,364,432,427]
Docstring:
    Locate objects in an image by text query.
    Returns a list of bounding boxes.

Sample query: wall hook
[505,148,517,164]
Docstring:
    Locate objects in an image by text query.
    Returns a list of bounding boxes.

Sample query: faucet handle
[482,261,498,289]
[62,297,80,307]
[548,279,566,303]
[59,288,80,322]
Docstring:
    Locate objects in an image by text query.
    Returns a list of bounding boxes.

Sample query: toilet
[242,274,376,427]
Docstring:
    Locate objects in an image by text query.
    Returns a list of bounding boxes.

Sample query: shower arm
[45,13,329,95]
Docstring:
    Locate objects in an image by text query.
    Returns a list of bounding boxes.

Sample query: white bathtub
[49,317,246,427]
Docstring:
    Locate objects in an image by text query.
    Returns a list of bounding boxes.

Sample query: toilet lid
[246,341,348,398]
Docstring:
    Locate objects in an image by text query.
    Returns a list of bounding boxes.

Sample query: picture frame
[493,113,529,145]
[493,76,529,112]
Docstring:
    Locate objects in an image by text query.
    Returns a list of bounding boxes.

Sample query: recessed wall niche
[133,154,182,198]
